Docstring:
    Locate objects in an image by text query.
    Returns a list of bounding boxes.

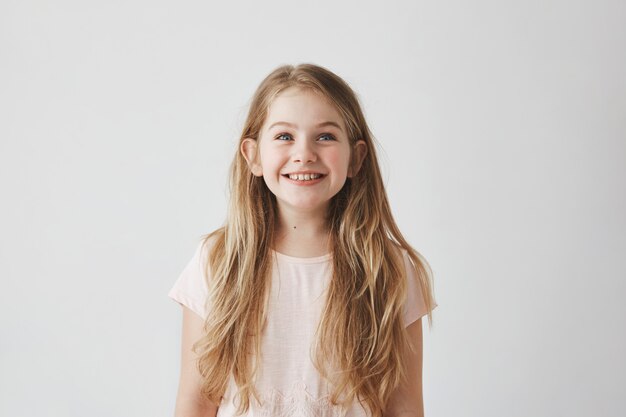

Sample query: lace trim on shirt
[255,380,348,417]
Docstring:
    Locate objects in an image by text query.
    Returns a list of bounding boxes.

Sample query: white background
[1,1,624,416]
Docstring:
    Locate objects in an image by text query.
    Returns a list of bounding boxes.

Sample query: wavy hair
[192,63,436,417]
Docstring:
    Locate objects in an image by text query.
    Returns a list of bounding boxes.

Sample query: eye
[275,133,292,141]
[318,133,337,141]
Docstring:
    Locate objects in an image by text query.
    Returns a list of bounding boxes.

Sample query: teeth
[288,173,322,181]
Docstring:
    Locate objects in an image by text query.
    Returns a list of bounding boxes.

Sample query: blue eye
[319,133,336,141]
[276,133,292,141]
[274,133,337,141]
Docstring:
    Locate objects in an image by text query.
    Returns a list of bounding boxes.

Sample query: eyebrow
[267,121,343,131]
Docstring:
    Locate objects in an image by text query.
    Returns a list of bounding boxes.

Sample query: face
[241,87,367,215]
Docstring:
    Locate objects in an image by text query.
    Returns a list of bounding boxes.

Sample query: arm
[173,305,219,417]
[384,317,425,417]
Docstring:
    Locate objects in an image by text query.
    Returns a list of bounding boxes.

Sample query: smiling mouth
[282,173,326,181]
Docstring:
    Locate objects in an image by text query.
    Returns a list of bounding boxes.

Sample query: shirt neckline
[271,249,333,264]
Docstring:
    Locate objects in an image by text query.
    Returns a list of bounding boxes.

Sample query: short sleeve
[168,240,210,319]
[401,248,438,327]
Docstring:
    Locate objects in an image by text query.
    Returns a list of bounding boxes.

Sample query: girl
[168,63,437,417]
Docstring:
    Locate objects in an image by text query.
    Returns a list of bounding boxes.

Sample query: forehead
[264,87,345,131]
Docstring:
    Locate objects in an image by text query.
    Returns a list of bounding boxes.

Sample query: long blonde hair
[192,63,436,416]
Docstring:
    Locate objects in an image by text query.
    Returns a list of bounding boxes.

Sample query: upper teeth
[288,173,322,181]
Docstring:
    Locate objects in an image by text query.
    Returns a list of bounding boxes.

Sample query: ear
[347,140,368,178]
[241,138,263,177]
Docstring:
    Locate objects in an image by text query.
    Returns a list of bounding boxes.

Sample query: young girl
[168,63,437,417]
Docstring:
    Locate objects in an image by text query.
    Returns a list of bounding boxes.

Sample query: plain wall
[1,1,624,416]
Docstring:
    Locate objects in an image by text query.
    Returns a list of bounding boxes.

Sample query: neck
[273,204,331,256]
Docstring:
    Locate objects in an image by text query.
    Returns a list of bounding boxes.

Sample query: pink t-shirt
[168,241,436,417]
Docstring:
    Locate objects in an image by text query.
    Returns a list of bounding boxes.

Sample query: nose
[292,139,317,163]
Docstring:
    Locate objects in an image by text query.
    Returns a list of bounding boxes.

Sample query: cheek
[326,148,351,175]
[259,145,277,166]
[259,146,287,178]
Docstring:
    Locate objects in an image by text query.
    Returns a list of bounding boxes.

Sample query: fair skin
[174,306,219,417]
[174,87,426,416]
[384,318,425,417]
[241,86,367,257]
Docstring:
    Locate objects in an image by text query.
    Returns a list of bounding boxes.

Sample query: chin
[281,199,329,212]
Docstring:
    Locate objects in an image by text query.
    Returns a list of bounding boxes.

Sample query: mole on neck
[274,224,331,258]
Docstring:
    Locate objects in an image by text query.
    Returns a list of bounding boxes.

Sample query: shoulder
[178,228,224,288]
[391,241,432,282]
[396,245,438,327]
[197,228,225,264]
[168,231,224,320]
[385,239,412,269]
[199,228,223,251]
